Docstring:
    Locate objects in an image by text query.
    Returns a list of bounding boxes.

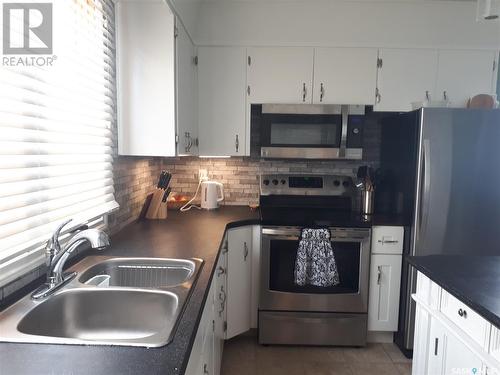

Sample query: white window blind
[0,0,118,286]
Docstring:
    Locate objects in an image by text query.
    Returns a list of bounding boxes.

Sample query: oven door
[260,227,371,313]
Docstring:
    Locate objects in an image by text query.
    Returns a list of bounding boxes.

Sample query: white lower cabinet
[368,254,402,331]
[226,226,252,339]
[368,226,403,332]
[426,316,484,375]
[412,271,496,375]
[185,280,216,375]
[185,226,255,375]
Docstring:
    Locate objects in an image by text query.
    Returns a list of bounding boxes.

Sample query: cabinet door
[368,254,402,331]
[198,47,247,156]
[412,304,432,375]
[427,317,484,375]
[201,282,215,375]
[116,2,176,156]
[226,226,252,339]
[435,49,498,108]
[375,49,438,112]
[214,248,227,375]
[176,21,198,156]
[247,47,314,104]
[426,317,446,375]
[443,330,484,375]
[313,48,378,105]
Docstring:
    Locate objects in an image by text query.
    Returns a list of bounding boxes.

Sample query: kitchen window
[0,0,118,287]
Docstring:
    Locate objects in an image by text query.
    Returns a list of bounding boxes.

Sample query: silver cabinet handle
[203,364,209,374]
[243,242,249,261]
[425,91,430,101]
[434,338,439,356]
[443,90,448,101]
[302,83,307,102]
[375,88,381,103]
[377,239,399,244]
[219,286,227,304]
[235,135,239,153]
[217,266,225,276]
[320,83,324,102]
[377,266,382,285]
[218,286,226,315]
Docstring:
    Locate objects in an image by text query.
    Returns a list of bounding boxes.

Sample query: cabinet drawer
[371,226,404,254]
[440,290,491,349]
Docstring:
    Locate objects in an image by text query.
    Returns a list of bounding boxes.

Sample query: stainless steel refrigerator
[378,108,500,354]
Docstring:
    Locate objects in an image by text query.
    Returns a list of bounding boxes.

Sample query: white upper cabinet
[375,49,438,112]
[435,49,498,108]
[116,1,176,156]
[313,48,378,105]
[198,47,247,156]
[247,47,314,104]
[176,21,198,156]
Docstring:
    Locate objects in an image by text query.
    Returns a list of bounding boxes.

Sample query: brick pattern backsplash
[161,157,378,206]
[107,156,164,234]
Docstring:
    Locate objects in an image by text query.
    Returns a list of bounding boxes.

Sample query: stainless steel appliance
[377,108,500,354]
[258,173,371,346]
[256,104,365,160]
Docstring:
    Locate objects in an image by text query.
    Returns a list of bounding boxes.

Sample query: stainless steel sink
[78,257,199,288]
[0,256,203,347]
[17,289,178,346]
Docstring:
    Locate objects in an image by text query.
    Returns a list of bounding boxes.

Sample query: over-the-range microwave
[253,104,366,160]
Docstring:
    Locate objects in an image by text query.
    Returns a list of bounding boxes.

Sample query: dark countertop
[407,255,500,329]
[0,206,259,375]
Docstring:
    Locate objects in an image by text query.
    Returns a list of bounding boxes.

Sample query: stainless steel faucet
[31,219,110,300]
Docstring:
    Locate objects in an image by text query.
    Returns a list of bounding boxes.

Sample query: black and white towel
[294,228,340,287]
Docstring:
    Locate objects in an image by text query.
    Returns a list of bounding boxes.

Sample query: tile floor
[221,335,412,375]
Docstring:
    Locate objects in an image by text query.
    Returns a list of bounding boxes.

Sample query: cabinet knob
[375,88,381,104]
[458,308,467,318]
[443,91,448,101]
[203,364,209,374]
[425,91,431,101]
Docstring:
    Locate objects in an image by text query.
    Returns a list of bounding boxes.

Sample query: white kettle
[201,180,224,210]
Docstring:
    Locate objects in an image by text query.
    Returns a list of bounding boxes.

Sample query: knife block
[145,189,168,219]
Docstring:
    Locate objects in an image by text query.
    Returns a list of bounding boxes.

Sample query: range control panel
[260,174,354,196]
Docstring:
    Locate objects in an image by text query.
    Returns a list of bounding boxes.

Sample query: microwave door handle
[339,105,348,158]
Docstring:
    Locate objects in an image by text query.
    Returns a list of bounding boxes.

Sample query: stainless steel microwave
[257,104,365,160]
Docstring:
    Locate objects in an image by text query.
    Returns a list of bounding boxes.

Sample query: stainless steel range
[258,173,371,346]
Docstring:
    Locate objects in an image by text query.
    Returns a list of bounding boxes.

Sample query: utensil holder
[362,190,374,215]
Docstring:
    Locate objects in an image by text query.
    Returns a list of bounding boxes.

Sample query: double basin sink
[0,256,203,347]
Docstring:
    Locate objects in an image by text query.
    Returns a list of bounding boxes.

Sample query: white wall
[189,0,500,49]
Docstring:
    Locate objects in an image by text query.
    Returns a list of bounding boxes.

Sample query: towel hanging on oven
[294,228,340,287]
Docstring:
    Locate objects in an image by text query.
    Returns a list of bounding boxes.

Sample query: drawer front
[441,290,491,349]
[371,226,404,255]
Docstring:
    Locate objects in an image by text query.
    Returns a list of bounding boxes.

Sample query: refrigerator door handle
[419,139,431,239]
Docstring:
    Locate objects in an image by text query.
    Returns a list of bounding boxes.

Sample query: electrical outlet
[199,169,208,181]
